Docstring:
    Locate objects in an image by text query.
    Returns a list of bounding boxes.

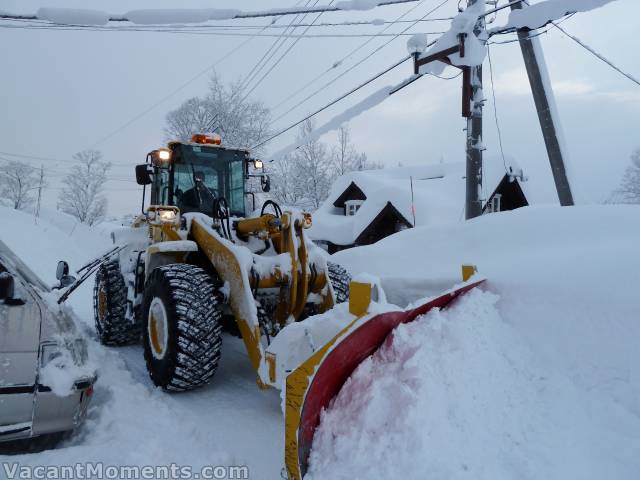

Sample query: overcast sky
[1,0,638,216]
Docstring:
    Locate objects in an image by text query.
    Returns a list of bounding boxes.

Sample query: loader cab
[144,137,251,218]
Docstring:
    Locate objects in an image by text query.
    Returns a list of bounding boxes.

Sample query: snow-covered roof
[310,159,555,246]
[310,163,467,246]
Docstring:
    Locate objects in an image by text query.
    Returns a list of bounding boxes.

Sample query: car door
[0,262,41,437]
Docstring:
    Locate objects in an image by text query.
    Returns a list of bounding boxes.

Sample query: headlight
[158,210,176,222]
[148,207,180,226]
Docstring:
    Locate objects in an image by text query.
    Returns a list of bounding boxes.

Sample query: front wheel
[327,261,351,304]
[93,260,140,346]
[142,264,224,392]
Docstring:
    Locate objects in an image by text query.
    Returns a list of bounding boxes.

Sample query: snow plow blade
[284,275,485,480]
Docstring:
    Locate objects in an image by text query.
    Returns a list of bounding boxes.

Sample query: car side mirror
[261,175,271,193]
[56,261,69,280]
[0,272,24,306]
[136,164,153,186]
[55,261,76,289]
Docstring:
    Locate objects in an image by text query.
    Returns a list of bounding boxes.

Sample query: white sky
[1,0,638,216]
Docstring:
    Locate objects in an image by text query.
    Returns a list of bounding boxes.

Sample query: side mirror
[0,272,24,306]
[55,261,76,289]
[261,175,271,193]
[56,261,69,280]
[0,272,14,300]
[135,164,153,186]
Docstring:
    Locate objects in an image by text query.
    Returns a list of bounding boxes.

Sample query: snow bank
[308,288,640,479]
[311,205,640,478]
[0,206,111,285]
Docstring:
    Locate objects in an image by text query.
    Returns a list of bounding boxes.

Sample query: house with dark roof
[309,161,538,253]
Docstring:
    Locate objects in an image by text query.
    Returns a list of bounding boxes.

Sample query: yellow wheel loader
[92,134,350,391]
[79,134,485,479]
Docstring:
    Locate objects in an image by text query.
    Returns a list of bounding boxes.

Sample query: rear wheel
[327,261,351,304]
[142,264,224,392]
[93,260,140,346]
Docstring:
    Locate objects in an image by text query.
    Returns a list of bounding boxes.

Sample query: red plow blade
[284,277,485,480]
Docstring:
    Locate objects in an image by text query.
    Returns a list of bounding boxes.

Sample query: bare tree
[295,120,334,210]
[610,148,640,204]
[269,153,306,207]
[0,160,40,210]
[165,74,271,156]
[58,150,111,225]
[331,125,382,175]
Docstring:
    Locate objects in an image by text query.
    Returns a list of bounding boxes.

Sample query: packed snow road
[1,204,639,480]
[0,207,284,479]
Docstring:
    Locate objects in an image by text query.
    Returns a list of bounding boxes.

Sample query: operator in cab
[176,171,216,213]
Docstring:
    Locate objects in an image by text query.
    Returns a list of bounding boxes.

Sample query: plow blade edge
[284,278,485,480]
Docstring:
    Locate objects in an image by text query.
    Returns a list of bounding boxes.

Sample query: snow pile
[502,0,619,31]
[0,206,111,285]
[418,1,486,75]
[308,205,640,479]
[37,8,109,25]
[308,288,640,479]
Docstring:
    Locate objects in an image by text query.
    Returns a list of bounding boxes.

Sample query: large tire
[142,264,223,392]
[327,261,351,304]
[93,260,140,346]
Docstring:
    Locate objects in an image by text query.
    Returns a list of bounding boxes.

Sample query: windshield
[169,144,246,216]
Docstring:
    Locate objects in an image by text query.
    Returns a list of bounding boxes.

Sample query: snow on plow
[283,269,485,480]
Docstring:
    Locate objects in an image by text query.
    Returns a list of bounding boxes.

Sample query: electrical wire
[239,0,332,104]
[270,0,453,123]
[486,45,508,173]
[269,0,434,116]
[251,54,413,151]
[551,22,640,88]
[0,1,422,23]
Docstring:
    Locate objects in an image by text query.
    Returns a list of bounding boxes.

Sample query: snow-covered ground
[1,204,639,479]
[0,207,284,479]
[309,204,640,479]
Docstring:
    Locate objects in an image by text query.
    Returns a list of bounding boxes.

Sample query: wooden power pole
[510,1,574,206]
[465,0,485,219]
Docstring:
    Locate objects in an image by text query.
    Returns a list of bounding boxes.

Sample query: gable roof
[309,163,467,246]
[333,181,367,208]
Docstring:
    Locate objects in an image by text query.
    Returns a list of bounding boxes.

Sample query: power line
[271,0,452,123]
[486,45,508,172]
[0,150,133,167]
[551,22,640,88]
[252,53,413,150]
[239,0,331,103]
[269,0,433,116]
[85,23,274,150]
[0,1,421,23]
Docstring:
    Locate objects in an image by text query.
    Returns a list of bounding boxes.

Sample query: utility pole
[510,1,574,206]
[35,164,44,222]
[465,0,485,220]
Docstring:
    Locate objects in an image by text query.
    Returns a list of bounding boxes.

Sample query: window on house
[344,200,364,216]
[487,193,502,213]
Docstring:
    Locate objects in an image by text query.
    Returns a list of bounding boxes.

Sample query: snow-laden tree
[331,125,382,175]
[58,150,111,225]
[165,74,271,156]
[0,160,40,210]
[610,148,640,204]
[270,122,383,210]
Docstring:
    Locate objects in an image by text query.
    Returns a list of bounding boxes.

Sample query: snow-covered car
[0,239,95,447]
